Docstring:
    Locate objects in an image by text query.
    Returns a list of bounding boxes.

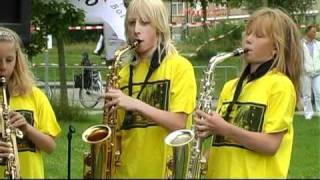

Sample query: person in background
[300,24,320,120]
[194,7,302,178]
[93,34,104,56]
[0,27,61,178]
[101,0,197,178]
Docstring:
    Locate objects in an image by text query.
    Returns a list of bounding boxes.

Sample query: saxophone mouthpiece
[232,48,246,56]
[131,39,142,48]
[0,76,6,86]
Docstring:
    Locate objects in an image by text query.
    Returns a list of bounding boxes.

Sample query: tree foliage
[27,0,85,111]
[26,0,85,59]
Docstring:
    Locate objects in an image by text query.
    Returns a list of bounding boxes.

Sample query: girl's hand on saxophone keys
[0,141,12,158]
[8,111,31,135]
[101,88,140,112]
[194,110,230,138]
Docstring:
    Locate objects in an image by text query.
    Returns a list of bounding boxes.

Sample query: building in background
[166,0,320,41]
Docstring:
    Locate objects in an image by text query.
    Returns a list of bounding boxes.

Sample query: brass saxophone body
[82,40,139,179]
[0,77,23,179]
[164,48,245,179]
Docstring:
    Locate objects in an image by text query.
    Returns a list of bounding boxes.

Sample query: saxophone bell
[164,130,194,179]
[82,125,111,179]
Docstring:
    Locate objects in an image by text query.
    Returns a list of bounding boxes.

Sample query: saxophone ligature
[0,76,23,179]
[82,40,140,179]
[164,48,246,179]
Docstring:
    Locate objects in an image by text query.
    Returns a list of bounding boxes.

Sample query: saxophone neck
[208,48,246,72]
[114,40,141,63]
[209,48,245,65]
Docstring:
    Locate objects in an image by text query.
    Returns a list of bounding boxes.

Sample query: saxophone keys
[83,152,92,166]
[16,129,23,139]
[166,158,174,171]
[115,157,121,167]
[8,153,14,160]
[200,157,208,176]
[83,152,93,179]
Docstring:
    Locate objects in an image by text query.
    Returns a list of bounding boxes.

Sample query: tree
[28,0,85,112]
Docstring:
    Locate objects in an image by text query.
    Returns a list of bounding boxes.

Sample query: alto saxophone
[0,76,23,179]
[82,40,140,179]
[165,48,245,179]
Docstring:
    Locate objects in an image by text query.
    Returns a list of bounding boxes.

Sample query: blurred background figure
[93,34,104,56]
[301,24,320,120]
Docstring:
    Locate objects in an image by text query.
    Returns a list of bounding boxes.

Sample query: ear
[272,50,277,56]
[272,47,277,56]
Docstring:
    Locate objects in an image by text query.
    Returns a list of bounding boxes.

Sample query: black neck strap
[223,59,274,120]
[128,47,166,98]
[122,47,166,130]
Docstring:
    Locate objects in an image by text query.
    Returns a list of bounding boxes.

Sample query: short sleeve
[263,82,296,133]
[35,88,61,137]
[169,57,197,114]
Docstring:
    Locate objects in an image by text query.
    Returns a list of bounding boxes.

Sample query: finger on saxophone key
[0,141,13,157]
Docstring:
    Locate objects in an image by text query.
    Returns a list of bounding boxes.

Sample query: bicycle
[74,52,104,109]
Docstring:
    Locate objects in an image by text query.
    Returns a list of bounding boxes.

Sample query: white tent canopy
[70,0,126,41]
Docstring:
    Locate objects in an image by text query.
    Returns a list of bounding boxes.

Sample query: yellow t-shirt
[114,53,197,178]
[206,70,295,178]
[0,87,61,178]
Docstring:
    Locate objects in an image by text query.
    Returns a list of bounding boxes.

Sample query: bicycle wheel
[79,80,102,109]
[37,80,53,100]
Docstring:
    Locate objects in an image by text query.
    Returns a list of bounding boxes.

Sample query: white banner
[70,0,126,40]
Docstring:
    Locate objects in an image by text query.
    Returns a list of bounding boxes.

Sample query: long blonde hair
[124,0,177,56]
[245,8,302,98]
[0,27,34,96]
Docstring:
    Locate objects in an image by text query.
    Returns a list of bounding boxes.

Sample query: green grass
[43,114,320,178]
[288,114,320,178]
[31,42,102,66]
[30,42,108,82]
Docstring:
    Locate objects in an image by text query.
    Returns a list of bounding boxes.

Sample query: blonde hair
[125,0,177,56]
[245,8,302,98]
[0,27,34,96]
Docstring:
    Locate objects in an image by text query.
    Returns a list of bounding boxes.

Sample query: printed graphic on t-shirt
[121,80,170,129]
[212,102,266,148]
[15,110,36,152]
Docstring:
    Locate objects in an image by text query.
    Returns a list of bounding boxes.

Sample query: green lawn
[288,114,320,178]
[43,113,320,179]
